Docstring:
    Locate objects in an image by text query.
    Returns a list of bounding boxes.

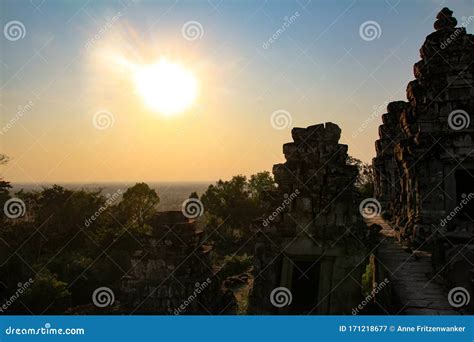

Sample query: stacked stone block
[121,211,217,314]
[373,8,474,243]
[250,122,368,314]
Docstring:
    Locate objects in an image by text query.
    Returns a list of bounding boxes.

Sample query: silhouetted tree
[248,171,276,200]
[118,182,159,234]
[201,175,254,228]
[347,156,374,198]
[201,172,276,249]
[20,269,71,314]
[0,180,161,314]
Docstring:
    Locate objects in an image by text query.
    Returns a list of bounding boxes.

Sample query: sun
[133,59,198,116]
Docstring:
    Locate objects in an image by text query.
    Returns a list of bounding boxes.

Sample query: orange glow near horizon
[3,0,452,183]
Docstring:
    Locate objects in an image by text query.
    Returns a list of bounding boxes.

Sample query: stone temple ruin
[121,211,232,314]
[119,8,472,315]
[250,8,473,315]
[373,7,474,293]
[374,7,474,244]
[373,8,474,288]
[249,123,369,314]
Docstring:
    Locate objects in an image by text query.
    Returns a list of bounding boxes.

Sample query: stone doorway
[455,169,474,220]
[288,260,320,314]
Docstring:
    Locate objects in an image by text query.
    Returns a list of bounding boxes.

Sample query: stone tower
[249,122,368,314]
[373,8,474,244]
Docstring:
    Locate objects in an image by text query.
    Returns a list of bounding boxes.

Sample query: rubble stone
[121,211,231,314]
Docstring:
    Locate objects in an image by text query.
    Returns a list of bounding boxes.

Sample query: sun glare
[133,59,198,116]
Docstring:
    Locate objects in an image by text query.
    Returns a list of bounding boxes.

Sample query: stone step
[366,215,459,315]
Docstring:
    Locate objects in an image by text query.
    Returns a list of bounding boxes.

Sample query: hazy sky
[1,0,472,183]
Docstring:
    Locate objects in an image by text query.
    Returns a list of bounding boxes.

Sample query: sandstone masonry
[250,122,369,314]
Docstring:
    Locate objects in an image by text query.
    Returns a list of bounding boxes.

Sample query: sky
[0,0,473,183]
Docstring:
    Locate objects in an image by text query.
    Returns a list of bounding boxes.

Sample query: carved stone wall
[373,8,474,244]
[121,211,226,314]
[250,122,368,314]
